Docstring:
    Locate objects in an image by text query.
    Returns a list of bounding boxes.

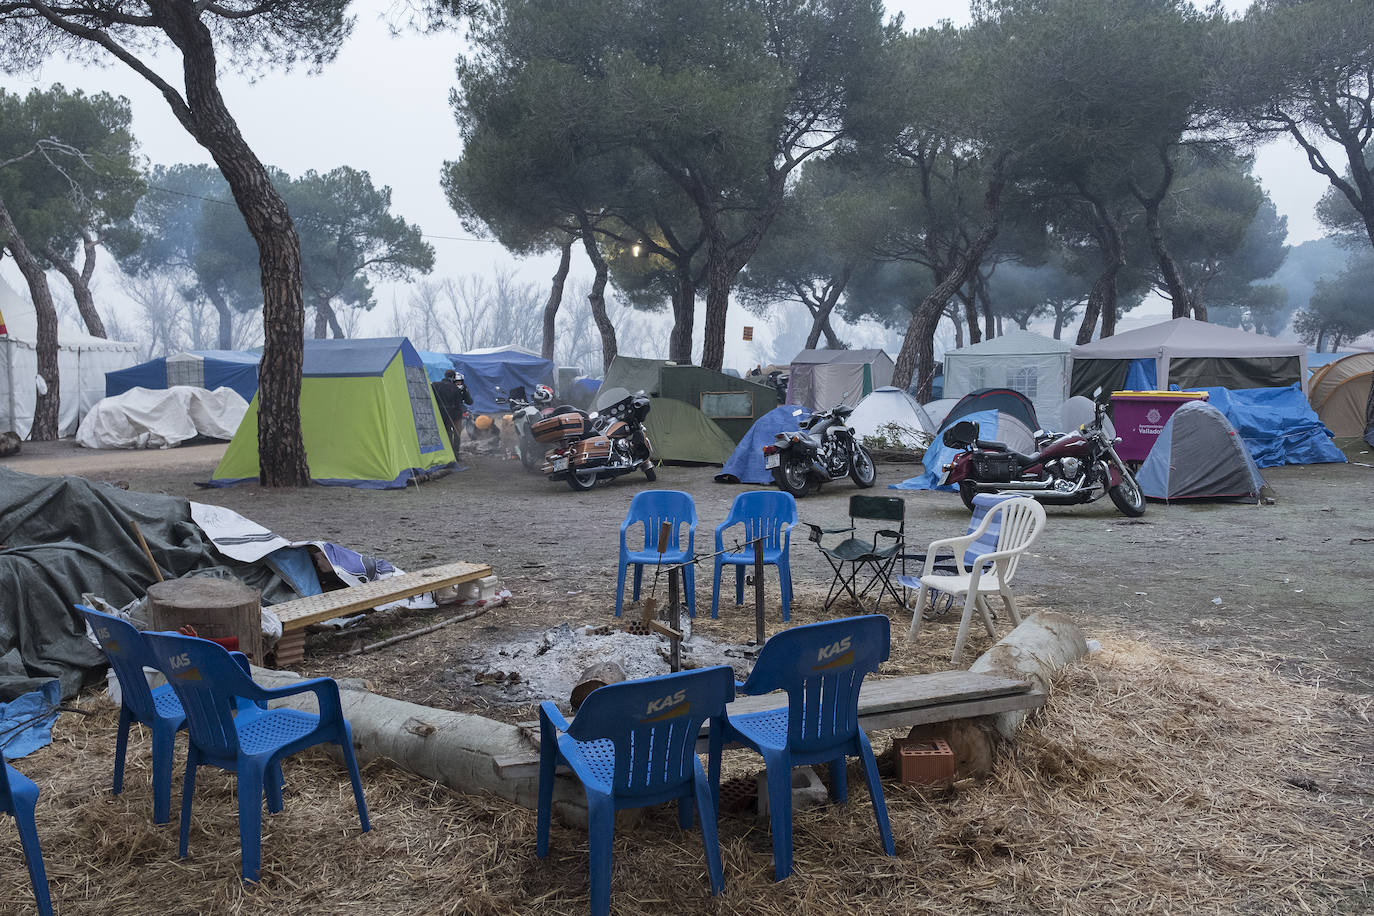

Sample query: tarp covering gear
[448,345,555,416]
[847,387,935,448]
[942,330,1072,430]
[642,397,737,465]
[1198,385,1347,468]
[76,386,248,450]
[944,388,1039,432]
[105,350,260,402]
[1308,352,1374,440]
[785,349,894,410]
[658,364,777,442]
[890,409,1035,492]
[209,337,455,489]
[1,275,139,438]
[0,469,297,700]
[1070,317,1306,398]
[599,356,676,399]
[715,405,813,484]
[1136,401,1266,501]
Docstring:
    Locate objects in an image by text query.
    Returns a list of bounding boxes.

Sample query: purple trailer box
[1110,390,1209,462]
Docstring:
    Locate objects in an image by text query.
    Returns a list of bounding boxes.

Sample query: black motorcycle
[762,404,876,498]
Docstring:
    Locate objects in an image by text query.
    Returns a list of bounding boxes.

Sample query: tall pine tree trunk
[541,235,573,362]
[1,200,60,439]
[1076,195,1125,344]
[153,2,308,486]
[206,288,235,349]
[577,214,617,373]
[45,235,106,338]
[668,263,695,363]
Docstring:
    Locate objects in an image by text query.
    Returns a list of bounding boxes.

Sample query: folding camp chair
[805,495,907,613]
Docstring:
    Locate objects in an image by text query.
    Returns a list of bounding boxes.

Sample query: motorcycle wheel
[772,456,812,498]
[849,445,877,488]
[643,460,657,481]
[519,432,542,473]
[1109,471,1146,517]
[958,481,979,511]
[566,469,599,492]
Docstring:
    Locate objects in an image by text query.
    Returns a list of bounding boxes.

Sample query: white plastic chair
[907,497,1047,664]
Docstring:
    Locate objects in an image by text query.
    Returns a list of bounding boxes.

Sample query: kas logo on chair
[813,636,854,671]
[643,689,689,722]
[168,651,202,681]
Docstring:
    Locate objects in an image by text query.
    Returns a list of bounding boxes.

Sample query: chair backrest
[142,632,256,759]
[77,605,167,724]
[988,497,1046,582]
[565,666,735,800]
[741,615,890,756]
[623,490,697,552]
[849,495,904,532]
[725,491,797,551]
[962,493,1020,568]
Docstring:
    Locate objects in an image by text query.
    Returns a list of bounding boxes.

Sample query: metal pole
[753,536,765,646]
[667,566,682,672]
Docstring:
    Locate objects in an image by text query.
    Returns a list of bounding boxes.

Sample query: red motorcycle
[940,397,1145,517]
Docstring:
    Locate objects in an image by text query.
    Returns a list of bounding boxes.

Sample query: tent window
[406,365,446,454]
[968,366,987,390]
[1008,366,1038,399]
[700,391,753,418]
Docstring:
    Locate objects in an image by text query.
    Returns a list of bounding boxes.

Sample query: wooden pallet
[494,670,1042,778]
[269,561,491,666]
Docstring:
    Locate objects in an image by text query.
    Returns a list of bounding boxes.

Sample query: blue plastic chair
[717,615,895,881]
[142,631,370,883]
[615,490,697,618]
[712,490,797,620]
[2,751,53,915]
[536,666,735,916]
[78,605,189,824]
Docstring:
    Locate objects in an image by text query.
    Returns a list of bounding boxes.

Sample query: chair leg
[762,752,794,882]
[150,720,177,825]
[1000,588,1022,626]
[693,775,725,896]
[237,768,265,883]
[828,757,848,804]
[536,743,556,859]
[265,761,284,815]
[684,563,696,619]
[632,564,643,601]
[178,748,199,859]
[779,557,792,622]
[339,725,370,833]
[615,559,627,618]
[734,564,744,606]
[857,731,895,856]
[908,584,930,639]
[975,594,998,637]
[587,798,615,916]
[711,559,723,619]
[9,777,53,916]
[113,705,132,797]
[951,591,978,666]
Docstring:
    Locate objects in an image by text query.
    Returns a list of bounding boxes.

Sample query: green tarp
[644,397,737,464]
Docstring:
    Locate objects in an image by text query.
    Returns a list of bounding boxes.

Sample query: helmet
[474,414,493,431]
[453,372,465,384]
[533,384,554,405]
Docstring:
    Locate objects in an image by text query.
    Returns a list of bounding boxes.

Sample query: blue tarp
[890,409,1000,492]
[449,347,556,415]
[714,405,813,484]
[417,350,456,382]
[1123,357,1158,391]
[0,680,59,759]
[1199,385,1346,468]
[106,350,260,401]
[302,337,419,377]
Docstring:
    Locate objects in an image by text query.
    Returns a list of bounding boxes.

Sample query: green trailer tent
[599,356,676,397]
[209,337,456,489]
[657,365,778,442]
[644,397,737,464]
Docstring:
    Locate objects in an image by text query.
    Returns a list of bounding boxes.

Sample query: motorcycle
[501,385,557,472]
[535,392,656,491]
[762,403,876,498]
[939,394,1146,517]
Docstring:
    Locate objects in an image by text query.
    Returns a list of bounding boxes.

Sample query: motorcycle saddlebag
[532,412,585,443]
[573,436,613,463]
[971,453,1019,483]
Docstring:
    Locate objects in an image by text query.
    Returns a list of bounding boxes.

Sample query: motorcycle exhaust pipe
[978,476,1088,495]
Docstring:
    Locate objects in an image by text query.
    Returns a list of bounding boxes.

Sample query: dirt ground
[6,436,1373,704]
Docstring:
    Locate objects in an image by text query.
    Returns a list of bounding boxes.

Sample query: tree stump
[147,577,263,663]
[570,661,627,710]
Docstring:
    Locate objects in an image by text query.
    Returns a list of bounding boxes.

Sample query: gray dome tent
[1137,401,1265,502]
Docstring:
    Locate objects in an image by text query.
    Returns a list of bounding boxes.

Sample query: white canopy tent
[1,275,139,438]
[942,329,1072,429]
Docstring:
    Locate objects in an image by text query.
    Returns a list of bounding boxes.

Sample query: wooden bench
[493,670,1043,779]
[269,561,492,666]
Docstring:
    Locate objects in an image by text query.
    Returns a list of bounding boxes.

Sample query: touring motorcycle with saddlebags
[939,392,1146,517]
[532,391,656,491]
[762,402,876,498]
